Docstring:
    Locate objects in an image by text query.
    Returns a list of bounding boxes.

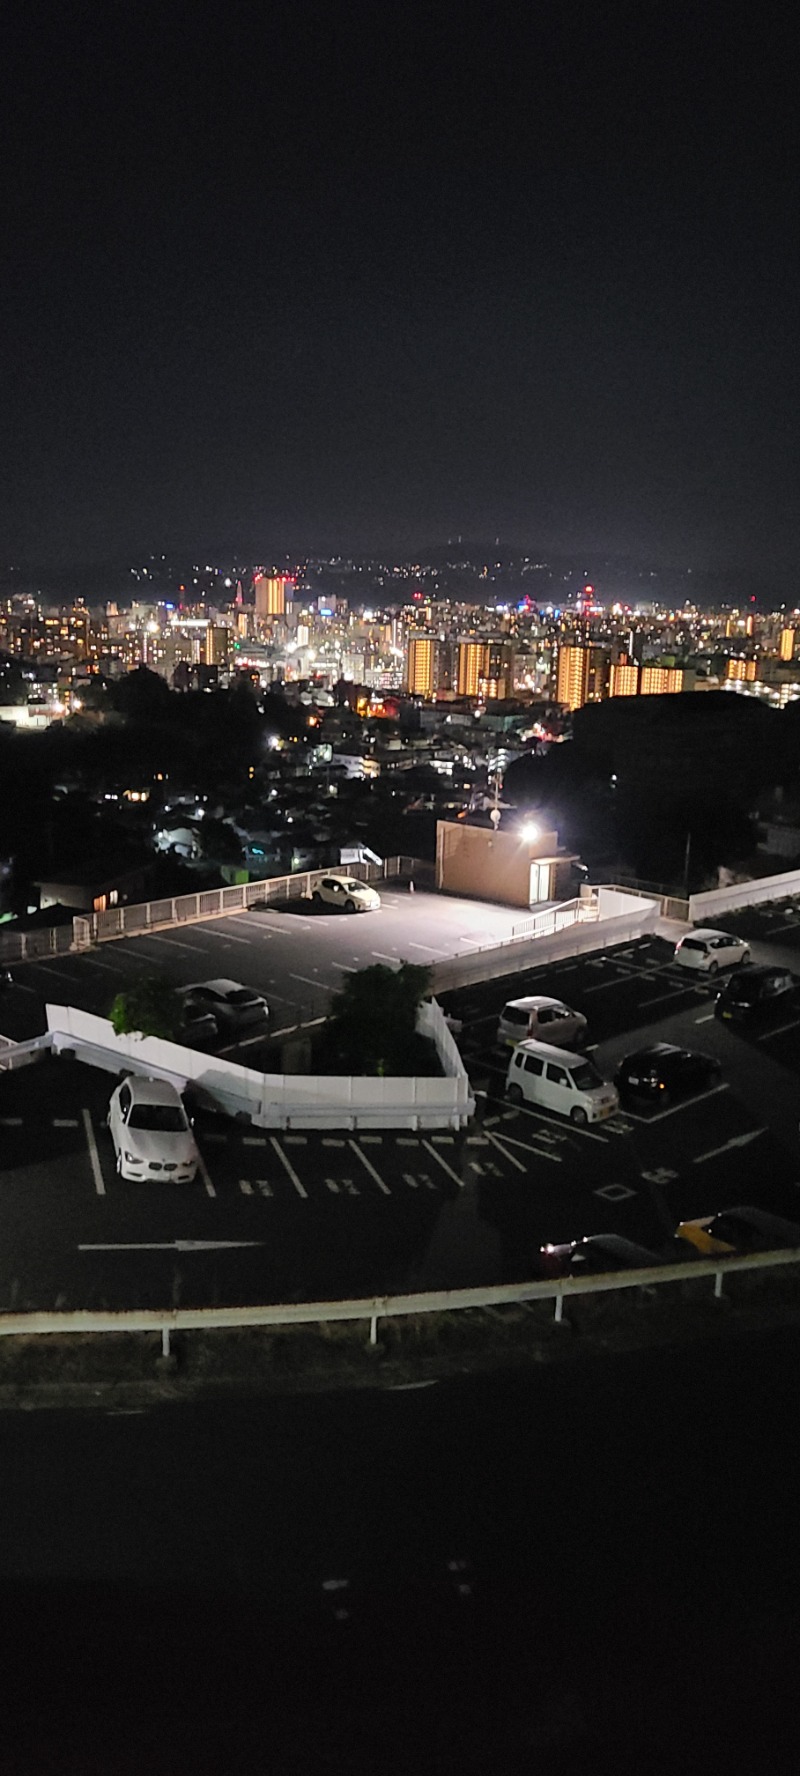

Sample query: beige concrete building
[435,820,578,909]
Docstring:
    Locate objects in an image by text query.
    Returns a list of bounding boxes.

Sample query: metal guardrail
[0,1243,797,1355]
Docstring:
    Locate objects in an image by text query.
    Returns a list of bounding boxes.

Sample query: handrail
[0,1243,797,1344]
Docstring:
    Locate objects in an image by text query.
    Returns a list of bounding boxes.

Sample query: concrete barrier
[689,865,800,923]
[44,1000,474,1130]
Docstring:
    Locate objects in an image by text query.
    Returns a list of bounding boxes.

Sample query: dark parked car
[614,1043,721,1108]
[715,964,797,1026]
[176,990,220,1051]
[538,1234,667,1278]
[677,1205,800,1256]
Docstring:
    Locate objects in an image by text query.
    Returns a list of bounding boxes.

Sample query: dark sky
[1,2,797,571]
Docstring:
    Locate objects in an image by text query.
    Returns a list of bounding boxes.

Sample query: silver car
[497,994,587,1049]
[180,978,270,1032]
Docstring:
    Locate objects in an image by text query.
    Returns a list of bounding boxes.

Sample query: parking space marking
[403,1172,420,1188]
[504,1105,609,1144]
[486,1128,561,1165]
[483,1130,527,1173]
[371,952,400,962]
[243,1135,267,1146]
[53,1117,79,1128]
[407,942,450,956]
[138,932,206,952]
[694,1011,715,1024]
[239,1179,254,1195]
[594,1182,637,1202]
[196,1150,216,1197]
[322,1137,346,1147]
[0,1116,22,1126]
[80,955,126,972]
[397,1136,419,1146]
[693,1128,766,1163]
[582,974,633,994]
[757,1018,800,1040]
[638,986,698,1009]
[325,1177,341,1193]
[81,1107,105,1196]
[420,1139,464,1187]
[291,974,326,990]
[349,1138,391,1194]
[30,964,80,982]
[270,1136,308,1198]
[624,1082,729,1124]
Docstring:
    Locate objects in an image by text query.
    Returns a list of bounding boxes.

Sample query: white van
[505,1039,619,1125]
[497,995,587,1049]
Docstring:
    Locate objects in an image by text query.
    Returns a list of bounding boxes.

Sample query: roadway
[3,905,800,1312]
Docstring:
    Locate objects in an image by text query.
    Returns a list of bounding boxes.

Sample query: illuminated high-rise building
[725,657,756,683]
[456,639,487,698]
[205,624,229,667]
[406,632,437,697]
[640,665,686,694]
[609,660,639,697]
[780,627,795,661]
[555,644,610,710]
[480,638,515,700]
[254,574,291,619]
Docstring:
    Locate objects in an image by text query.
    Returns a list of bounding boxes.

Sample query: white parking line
[420,1139,464,1187]
[82,1108,105,1195]
[487,1129,562,1164]
[623,1082,729,1123]
[196,1150,216,1197]
[291,974,325,989]
[407,942,450,956]
[139,932,206,952]
[53,1117,79,1127]
[757,1018,800,1041]
[79,955,126,972]
[0,1116,22,1126]
[348,1138,391,1194]
[29,963,80,982]
[207,929,253,946]
[693,1128,766,1163]
[638,986,698,1008]
[504,1105,609,1144]
[270,1135,308,1197]
[694,1011,716,1024]
[483,1130,527,1172]
[371,952,399,962]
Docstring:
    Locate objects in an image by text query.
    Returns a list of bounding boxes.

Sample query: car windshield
[570,1062,602,1091]
[128,1105,188,1132]
[339,880,361,892]
[227,990,260,1005]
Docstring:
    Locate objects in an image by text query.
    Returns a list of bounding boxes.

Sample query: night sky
[1,3,797,571]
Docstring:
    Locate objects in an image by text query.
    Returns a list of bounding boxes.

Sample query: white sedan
[106,1076,199,1182]
[312,875,381,912]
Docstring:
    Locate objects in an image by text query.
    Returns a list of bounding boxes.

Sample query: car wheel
[708,960,719,977]
[312,890,321,904]
[570,1106,588,1126]
[345,898,355,912]
[739,949,750,966]
[507,1084,523,1105]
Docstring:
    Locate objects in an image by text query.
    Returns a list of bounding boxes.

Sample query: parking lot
[2,904,800,1313]
[0,886,526,1063]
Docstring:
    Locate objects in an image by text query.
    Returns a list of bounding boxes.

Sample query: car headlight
[123,1150,139,1163]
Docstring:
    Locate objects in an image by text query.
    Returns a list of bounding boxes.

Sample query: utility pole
[683,830,692,900]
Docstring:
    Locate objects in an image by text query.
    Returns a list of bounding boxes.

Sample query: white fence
[0,855,430,963]
[43,999,475,1130]
[0,1242,797,1353]
[689,865,800,922]
[429,902,657,995]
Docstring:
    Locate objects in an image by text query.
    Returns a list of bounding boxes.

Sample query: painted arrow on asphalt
[78,1240,267,1252]
[693,1130,766,1165]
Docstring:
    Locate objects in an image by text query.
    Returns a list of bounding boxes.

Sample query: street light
[520,821,540,843]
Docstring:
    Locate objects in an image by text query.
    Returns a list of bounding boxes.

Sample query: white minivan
[505,1039,619,1125]
[497,994,587,1049]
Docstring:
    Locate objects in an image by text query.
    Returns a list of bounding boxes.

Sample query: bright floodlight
[520,821,539,842]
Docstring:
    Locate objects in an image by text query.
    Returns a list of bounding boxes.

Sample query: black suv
[715,964,797,1026]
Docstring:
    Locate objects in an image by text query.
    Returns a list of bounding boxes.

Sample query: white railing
[43,1000,474,1130]
[429,904,657,995]
[689,865,800,922]
[0,856,430,962]
[0,1243,796,1354]
[511,895,598,940]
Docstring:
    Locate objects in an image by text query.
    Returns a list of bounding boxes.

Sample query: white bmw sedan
[107,1076,199,1182]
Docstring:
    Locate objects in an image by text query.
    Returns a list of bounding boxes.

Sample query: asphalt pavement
[3,913,800,1310]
